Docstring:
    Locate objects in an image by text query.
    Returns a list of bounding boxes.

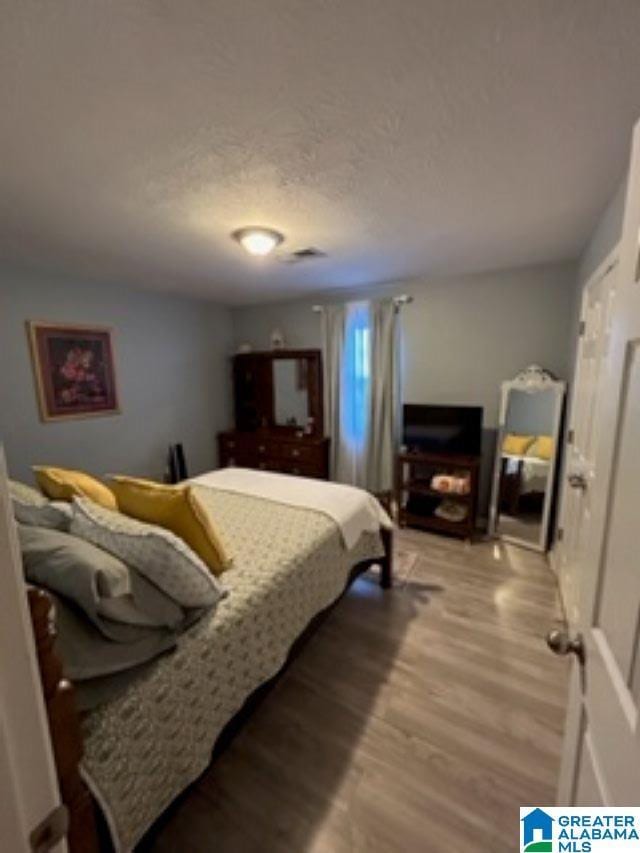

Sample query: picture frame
[27,321,120,422]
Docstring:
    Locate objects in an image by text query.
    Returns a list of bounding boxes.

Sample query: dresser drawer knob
[259,445,266,453]
[292,449,300,458]
[259,462,267,469]
[292,467,300,474]
[228,441,235,449]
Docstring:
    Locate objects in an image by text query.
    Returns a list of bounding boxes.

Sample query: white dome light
[232,227,284,257]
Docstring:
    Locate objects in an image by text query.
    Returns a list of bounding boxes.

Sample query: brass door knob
[546,629,585,663]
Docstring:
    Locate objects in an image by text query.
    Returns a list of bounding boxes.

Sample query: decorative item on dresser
[219,348,330,479]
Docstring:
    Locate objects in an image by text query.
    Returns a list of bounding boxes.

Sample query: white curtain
[366,299,400,492]
[321,299,399,492]
[320,304,346,482]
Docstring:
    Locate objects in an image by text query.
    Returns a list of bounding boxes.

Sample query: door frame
[0,446,64,852]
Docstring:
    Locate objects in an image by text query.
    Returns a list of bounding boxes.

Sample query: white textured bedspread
[191,468,392,550]
[80,484,384,851]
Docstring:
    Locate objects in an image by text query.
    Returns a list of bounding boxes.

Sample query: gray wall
[0,259,578,518]
[233,261,577,515]
[0,267,234,483]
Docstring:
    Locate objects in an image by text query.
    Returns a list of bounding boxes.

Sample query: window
[341,303,371,450]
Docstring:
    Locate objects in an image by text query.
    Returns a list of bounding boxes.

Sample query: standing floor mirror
[489,365,566,552]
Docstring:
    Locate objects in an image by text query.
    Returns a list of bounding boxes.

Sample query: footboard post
[28,588,99,853]
[380,526,393,589]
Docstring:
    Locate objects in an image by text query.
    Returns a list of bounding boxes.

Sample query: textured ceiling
[1,1,640,305]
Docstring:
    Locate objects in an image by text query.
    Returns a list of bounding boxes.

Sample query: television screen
[403,404,483,455]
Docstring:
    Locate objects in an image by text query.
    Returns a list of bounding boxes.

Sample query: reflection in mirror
[273,359,309,427]
[490,366,565,552]
[497,388,556,546]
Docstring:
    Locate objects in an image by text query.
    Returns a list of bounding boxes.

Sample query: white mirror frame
[488,365,566,553]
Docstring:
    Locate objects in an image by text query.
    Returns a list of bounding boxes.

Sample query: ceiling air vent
[278,247,327,264]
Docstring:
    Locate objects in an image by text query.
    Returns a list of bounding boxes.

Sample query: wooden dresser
[218,348,330,480]
[218,431,330,479]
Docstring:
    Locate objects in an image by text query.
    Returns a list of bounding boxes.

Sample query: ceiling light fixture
[232,227,284,257]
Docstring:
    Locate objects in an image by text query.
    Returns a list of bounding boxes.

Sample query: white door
[556,119,640,805]
[556,251,618,631]
[0,447,65,852]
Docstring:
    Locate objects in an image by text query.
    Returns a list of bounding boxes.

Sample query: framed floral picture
[27,322,120,421]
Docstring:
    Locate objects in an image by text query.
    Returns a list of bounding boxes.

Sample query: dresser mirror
[233,349,324,437]
[489,365,565,552]
[273,358,311,428]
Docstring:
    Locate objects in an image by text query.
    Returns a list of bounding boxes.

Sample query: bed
[499,452,551,514]
[26,470,393,853]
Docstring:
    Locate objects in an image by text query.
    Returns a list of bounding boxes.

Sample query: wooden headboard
[28,588,99,852]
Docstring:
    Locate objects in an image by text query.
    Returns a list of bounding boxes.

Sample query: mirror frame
[233,349,324,438]
[488,365,566,553]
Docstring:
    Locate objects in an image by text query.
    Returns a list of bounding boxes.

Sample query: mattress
[80,484,384,851]
[503,454,551,494]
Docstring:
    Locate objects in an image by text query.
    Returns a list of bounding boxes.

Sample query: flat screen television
[403,404,483,455]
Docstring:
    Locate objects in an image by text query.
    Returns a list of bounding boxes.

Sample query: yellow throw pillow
[502,434,535,456]
[527,435,554,460]
[109,476,231,575]
[34,466,117,510]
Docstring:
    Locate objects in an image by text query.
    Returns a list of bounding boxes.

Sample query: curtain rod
[312,294,413,312]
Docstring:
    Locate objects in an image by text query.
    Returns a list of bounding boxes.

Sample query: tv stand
[395,450,480,541]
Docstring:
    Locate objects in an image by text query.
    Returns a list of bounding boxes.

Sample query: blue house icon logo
[521,808,554,852]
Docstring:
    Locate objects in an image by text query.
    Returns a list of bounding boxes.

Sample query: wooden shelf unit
[395,450,481,540]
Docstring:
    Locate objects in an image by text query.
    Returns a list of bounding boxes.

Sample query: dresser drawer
[253,439,278,458]
[218,432,329,479]
[220,451,256,468]
[278,443,325,464]
[219,434,252,455]
[277,460,325,479]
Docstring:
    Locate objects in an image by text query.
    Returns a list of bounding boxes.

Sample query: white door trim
[0,446,64,852]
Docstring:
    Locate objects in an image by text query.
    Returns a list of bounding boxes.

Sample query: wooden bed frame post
[380,527,393,589]
[28,588,99,853]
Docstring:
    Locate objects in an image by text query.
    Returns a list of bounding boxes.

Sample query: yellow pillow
[109,476,231,575]
[502,434,535,456]
[527,435,554,460]
[33,466,117,510]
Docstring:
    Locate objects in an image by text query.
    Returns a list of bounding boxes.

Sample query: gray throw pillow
[46,590,178,682]
[18,525,186,637]
[69,497,225,608]
[9,479,72,531]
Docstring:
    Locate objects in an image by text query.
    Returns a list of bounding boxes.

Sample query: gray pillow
[46,590,177,682]
[69,497,225,608]
[9,479,72,531]
[18,525,186,637]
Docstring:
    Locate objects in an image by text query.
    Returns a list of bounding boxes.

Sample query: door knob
[546,629,585,663]
[568,473,588,491]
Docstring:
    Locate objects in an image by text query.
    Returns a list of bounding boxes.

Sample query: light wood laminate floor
[142,529,569,853]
